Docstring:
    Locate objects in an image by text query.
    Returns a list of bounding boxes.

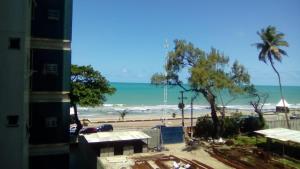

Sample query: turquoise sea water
[106,82,300,106]
[78,82,300,118]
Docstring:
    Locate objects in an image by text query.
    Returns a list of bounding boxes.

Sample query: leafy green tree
[70,64,116,135]
[254,26,290,128]
[151,40,252,138]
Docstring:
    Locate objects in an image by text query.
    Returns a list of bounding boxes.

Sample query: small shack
[255,128,300,144]
[276,99,289,112]
[81,131,150,156]
[255,128,300,159]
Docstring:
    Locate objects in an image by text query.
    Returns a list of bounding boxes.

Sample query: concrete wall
[142,129,161,149]
[0,1,31,169]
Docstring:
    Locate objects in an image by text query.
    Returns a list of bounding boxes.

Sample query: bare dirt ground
[163,143,234,169]
[160,142,299,169]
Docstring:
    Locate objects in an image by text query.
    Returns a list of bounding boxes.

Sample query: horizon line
[109,81,300,87]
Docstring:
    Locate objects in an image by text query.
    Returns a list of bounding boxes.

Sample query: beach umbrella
[276,99,289,112]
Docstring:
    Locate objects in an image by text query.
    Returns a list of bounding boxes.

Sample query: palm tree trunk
[270,62,291,129]
[72,103,83,135]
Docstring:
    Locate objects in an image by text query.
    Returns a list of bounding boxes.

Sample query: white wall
[0,0,31,169]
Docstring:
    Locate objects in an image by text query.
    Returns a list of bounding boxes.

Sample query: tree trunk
[72,103,82,135]
[255,108,265,128]
[270,61,291,129]
[210,100,219,139]
[202,90,220,138]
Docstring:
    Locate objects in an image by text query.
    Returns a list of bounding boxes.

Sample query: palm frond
[258,48,267,63]
[275,33,285,40]
[278,48,288,56]
[253,43,264,49]
[271,50,282,62]
[276,40,289,47]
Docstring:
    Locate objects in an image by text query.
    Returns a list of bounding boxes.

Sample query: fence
[142,129,161,149]
[161,126,184,144]
[265,119,300,131]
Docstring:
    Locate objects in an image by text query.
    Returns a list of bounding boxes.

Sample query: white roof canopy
[276,99,289,107]
[255,128,300,144]
[83,131,151,143]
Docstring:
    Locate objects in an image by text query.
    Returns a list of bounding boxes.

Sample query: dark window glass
[9,38,21,49]
[48,9,60,20]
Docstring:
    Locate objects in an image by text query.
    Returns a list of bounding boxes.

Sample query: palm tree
[119,110,129,121]
[254,25,290,128]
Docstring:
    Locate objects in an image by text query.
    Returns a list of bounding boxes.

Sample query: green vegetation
[70,64,116,135]
[275,158,300,169]
[194,115,265,139]
[233,135,266,146]
[240,116,265,134]
[222,116,240,138]
[151,39,253,138]
[233,136,300,168]
[194,115,214,139]
[194,115,241,138]
[254,25,290,128]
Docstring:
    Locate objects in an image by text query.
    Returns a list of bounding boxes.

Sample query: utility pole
[178,91,187,127]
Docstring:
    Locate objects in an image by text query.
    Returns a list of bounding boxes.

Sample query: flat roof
[83,131,151,143]
[255,128,300,144]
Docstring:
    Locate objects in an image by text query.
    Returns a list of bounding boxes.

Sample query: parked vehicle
[151,124,166,129]
[69,126,77,136]
[79,127,98,134]
[96,124,113,132]
[290,114,300,119]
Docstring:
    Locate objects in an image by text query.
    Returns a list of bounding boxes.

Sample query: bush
[222,116,240,138]
[240,116,264,134]
[194,114,265,139]
[194,115,214,139]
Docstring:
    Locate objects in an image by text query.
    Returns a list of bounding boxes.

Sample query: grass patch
[275,158,300,169]
[233,135,266,146]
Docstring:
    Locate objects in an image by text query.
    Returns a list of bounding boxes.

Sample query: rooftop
[255,128,300,144]
[82,131,151,143]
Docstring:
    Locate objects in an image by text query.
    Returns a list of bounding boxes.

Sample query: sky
[72,0,300,86]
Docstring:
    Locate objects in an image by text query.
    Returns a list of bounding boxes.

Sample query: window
[43,64,58,75]
[45,117,58,128]
[48,9,60,21]
[7,115,19,127]
[9,38,21,49]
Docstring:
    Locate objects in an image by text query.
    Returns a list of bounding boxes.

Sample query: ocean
[78,82,300,119]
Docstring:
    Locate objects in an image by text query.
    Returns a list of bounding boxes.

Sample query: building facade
[29,0,72,169]
[0,0,31,168]
[0,0,72,169]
